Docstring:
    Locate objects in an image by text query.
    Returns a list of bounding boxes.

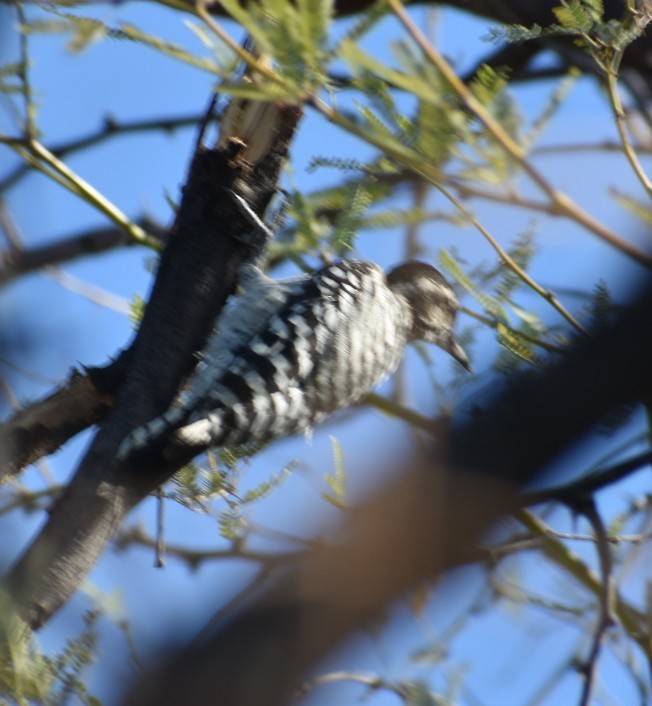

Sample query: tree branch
[0,113,210,195]
[577,500,616,706]
[0,217,167,287]
[2,91,304,630]
[0,369,113,479]
[0,348,133,484]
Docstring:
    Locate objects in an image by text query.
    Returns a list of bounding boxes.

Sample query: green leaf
[217,0,332,93]
[588,280,612,332]
[128,293,146,329]
[0,82,22,94]
[296,0,334,60]
[339,39,441,104]
[484,23,544,44]
[494,230,537,302]
[361,207,450,231]
[399,680,442,706]
[470,64,509,106]
[288,189,326,254]
[25,8,108,52]
[523,68,580,151]
[439,249,507,322]
[611,190,652,225]
[170,463,229,510]
[322,436,348,510]
[553,1,595,32]
[214,80,290,102]
[331,1,386,55]
[241,464,293,504]
[116,23,219,73]
[496,322,538,365]
[219,506,248,541]
[0,61,26,79]
[508,303,545,333]
[329,182,373,255]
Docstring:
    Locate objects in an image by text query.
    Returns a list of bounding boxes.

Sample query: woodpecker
[118,259,469,461]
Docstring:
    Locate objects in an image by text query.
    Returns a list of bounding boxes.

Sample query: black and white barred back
[118,260,469,460]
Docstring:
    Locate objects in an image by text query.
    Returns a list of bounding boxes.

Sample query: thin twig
[0,357,56,386]
[0,201,22,251]
[547,530,652,546]
[114,525,305,569]
[605,37,652,198]
[394,180,429,407]
[2,136,159,249]
[15,3,36,142]
[119,620,147,675]
[195,4,286,91]
[449,178,566,216]
[297,671,396,701]
[0,217,167,286]
[0,112,209,194]
[532,140,652,157]
[364,392,437,432]
[0,485,64,518]
[441,182,589,335]
[29,140,158,248]
[577,500,616,706]
[5,139,91,196]
[462,307,567,354]
[155,487,166,568]
[45,266,132,314]
[514,509,645,653]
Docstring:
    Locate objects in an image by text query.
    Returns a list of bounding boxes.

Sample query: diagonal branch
[2,89,304,630]
[0,217,168,287]
[577,500,616,706]
[0,113,210,195]
[0,368,114,479]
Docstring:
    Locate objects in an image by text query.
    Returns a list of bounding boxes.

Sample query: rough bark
[0,369,113,480]
[2,99,304,630]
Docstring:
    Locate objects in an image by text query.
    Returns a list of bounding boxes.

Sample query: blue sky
[1,3,651,705]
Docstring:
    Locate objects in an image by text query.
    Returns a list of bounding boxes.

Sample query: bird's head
[387,261,471,372]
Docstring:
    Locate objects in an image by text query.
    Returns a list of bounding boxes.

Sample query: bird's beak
[450,339,473,373]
